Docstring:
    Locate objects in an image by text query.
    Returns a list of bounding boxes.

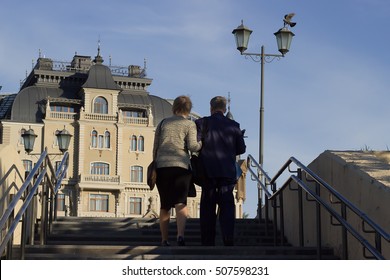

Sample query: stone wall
[281,150,390,259]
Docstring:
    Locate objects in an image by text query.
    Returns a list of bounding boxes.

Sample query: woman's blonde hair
[172,95,192,115]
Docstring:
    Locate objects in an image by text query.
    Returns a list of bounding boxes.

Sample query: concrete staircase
[17,217,338,260]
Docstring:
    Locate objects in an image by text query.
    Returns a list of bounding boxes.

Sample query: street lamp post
[21,126,72,245]
[232,17,295,219]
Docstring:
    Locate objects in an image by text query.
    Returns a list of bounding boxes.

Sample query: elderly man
[195,96,246,246]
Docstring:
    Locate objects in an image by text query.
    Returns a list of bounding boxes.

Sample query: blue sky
[1,0,389,217]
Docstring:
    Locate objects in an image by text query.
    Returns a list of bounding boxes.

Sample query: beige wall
[280,150,390,259]
[0,144,28,245]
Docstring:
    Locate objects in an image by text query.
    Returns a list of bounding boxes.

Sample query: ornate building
[0,48,245,218]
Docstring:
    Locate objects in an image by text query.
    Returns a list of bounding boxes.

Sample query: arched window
[130,135,137,151]
[130,166,143,182]
[138,136,144,152]
[93,97,108,114]
[91,130,98,148]
[91,162,109,175]
[104,131,110,148]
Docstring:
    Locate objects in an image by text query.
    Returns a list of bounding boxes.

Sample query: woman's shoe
[161,240,170,246]
[177,236,185,246]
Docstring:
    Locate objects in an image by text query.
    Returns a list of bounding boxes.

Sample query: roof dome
[82,64,121,90]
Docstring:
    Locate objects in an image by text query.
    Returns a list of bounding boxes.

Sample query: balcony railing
[47,111,77,120]
[46,110,150,126]
[82,175,120,183]
[83,113,118,122]
[123,116,148,125]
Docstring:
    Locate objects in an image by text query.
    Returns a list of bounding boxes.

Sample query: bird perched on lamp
[283,13,297,27]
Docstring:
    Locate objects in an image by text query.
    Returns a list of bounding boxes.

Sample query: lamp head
[232,20,253,54]
[21,128,37,154]
[56,128,72,154]
[274,27,295,55]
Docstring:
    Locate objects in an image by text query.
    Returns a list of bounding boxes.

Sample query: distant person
[195,96,246,246]
[153,95,202,246]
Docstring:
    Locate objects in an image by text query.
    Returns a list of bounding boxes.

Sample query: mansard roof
[10,86,77,123]
[6,52,171,125]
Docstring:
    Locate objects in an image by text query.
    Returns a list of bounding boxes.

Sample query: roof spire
[94,38,104,64]
[226,92,234,120]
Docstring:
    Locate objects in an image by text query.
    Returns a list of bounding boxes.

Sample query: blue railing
[247,154,390,260]
[0,149,69,259]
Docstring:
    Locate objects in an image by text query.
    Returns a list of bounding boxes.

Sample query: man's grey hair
[210,96,227,112]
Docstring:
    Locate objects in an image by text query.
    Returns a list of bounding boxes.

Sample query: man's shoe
[177,236,186,246]
[161,240,170,246]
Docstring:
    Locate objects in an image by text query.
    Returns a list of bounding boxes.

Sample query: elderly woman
[153,95,202,246]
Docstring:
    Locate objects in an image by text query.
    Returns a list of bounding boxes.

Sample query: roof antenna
[140,58,147,77]
[97,36,101,56]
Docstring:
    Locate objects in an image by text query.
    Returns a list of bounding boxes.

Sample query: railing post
[257,181,262,221]
[5,194,15,260]
[272,199,278,246]
[264,194,269,235]
[375,232,382,255]
[40,175,48,245]
[279,192,285,246]
[297,168,304,246]
[315,182,322,259]
[341,203,348,259]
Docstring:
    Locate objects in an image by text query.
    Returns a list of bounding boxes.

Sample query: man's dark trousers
[200,179,235,246]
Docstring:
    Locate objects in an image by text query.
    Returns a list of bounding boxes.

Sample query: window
[130,135,137,151]
[123,110,145,118]
[89,194,109,212]
[56,193,66,211]
[91,130,110,149]
[93,97,108,114]
[50,105,75,113]
[91,130,98,148]
[98,135,104,148]
[91,162,109,175]
[22,160,32,172]
[129,197,142,215]
[104,131,110,148]
[130,166,143,182]
[138,136,144,152]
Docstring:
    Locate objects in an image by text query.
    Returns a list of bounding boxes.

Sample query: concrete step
[42,217,283,246]
[45,236,285,246]
[25,217,337,260]
[17,244,338,260]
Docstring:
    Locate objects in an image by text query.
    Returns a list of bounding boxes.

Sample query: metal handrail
[0,149,69,259]
[0,164,25,208]
[247,154,389,259]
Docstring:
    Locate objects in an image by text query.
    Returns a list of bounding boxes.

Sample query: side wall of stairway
[0,144,27,245]
[280,150,390,259]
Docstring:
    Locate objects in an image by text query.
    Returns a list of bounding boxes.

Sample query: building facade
[0,49,245,219]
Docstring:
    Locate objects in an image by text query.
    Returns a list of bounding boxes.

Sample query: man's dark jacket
[195,112,246,183]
